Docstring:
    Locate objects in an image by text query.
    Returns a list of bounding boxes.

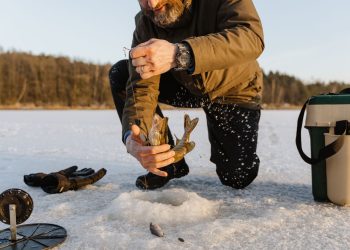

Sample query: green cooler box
[296,90,350,202]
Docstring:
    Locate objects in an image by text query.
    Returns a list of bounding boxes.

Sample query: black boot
[135,159,189,190]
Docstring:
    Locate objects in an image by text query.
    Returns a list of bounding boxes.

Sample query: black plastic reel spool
[0,189,33,225]
[0,189,67,249]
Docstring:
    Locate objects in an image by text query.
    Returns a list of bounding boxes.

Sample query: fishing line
[123,47,141,126]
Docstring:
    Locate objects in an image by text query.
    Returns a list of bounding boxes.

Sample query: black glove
[24,166,80,187]
[24,166,107,194]
[40,168,107,194]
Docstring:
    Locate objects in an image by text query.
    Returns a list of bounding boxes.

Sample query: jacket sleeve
[184,0,264,74]
[121,21,160,139]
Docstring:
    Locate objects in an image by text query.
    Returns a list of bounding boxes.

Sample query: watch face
[175,43,192,70]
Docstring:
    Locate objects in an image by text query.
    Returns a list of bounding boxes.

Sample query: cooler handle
[339,88,350,94]
[296,98,345,165]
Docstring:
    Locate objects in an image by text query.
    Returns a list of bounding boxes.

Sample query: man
[109,0,264,190]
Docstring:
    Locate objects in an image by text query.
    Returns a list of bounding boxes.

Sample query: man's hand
[125,124,175,177]
[130,38,177,79]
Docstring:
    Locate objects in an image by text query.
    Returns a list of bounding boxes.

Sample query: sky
[0,0,349,83]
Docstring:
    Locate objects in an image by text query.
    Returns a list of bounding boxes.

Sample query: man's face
[138,0,187,27]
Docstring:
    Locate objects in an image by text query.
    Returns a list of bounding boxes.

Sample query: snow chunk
[106,188,221,225]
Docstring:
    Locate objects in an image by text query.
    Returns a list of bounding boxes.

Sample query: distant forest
[0,51,349,108]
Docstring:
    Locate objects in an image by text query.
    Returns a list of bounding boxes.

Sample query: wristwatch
[174,42,193,71]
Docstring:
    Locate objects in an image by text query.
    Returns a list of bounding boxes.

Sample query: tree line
[0,51,112,107]
[263,71,350,107]
[0,51,349,108]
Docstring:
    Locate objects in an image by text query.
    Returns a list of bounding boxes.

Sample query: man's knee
[216,157,260,189]
[109,59,129,93]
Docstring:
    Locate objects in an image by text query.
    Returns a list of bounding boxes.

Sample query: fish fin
[164,117,169,144]
[159,116,169,144]
[152,113,162,130]
[175,134,180,145]
[184,114,190,128]
[186,141,196,153]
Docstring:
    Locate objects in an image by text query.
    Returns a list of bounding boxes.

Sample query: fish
[172,114,199,163]
[147,114,199,163]
[150,222,165,237]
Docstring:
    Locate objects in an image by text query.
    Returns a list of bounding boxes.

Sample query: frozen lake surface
[0,110,350,249]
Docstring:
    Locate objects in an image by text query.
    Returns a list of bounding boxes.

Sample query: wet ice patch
[106,188,221,225]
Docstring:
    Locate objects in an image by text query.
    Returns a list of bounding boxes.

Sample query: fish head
[148,114,169,146]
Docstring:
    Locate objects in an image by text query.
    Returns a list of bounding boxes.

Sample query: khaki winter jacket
[122,0,264,138]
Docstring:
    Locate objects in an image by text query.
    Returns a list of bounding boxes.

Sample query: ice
[1,110,350,249]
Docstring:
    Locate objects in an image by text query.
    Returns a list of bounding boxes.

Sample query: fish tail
[174,134,180,145]
[184,114,199,135]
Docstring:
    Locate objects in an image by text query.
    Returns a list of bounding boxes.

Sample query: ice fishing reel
[0,189,67,249]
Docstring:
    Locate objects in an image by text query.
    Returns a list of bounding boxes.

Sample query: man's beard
[141,0,192,28]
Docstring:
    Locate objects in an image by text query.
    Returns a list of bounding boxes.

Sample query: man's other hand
[125,124,175,176]
[130,38,177,79]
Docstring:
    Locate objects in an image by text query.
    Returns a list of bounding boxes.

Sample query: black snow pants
[109,60,261,189]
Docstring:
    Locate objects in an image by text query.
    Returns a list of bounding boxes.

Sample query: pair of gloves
[24,166,107,194]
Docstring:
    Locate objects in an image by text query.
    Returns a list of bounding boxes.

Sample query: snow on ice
[1,110,350,249]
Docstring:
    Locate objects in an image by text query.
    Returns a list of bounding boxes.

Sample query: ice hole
[136,191,188,206]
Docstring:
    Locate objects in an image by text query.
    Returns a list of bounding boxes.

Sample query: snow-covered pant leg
[158,75,262,189]
[109,59,129,122]
[204,104,261,189]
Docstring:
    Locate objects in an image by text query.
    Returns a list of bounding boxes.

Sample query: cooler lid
[308,94,350,105]
[305,94,350,127]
